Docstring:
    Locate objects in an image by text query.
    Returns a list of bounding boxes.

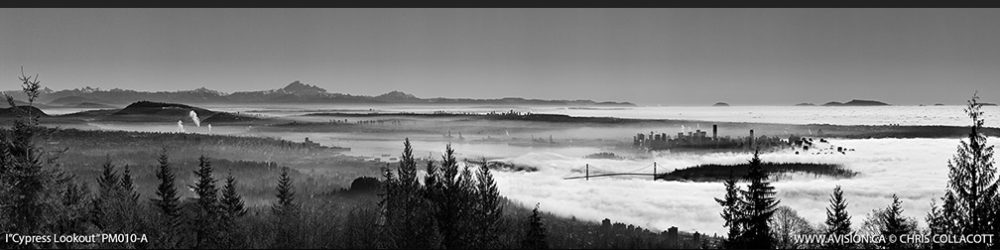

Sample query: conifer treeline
[716,93,999,249]
[379,139,546,249]
[715,150,780,249]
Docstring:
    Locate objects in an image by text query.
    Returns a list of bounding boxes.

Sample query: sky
[2,8,999,105]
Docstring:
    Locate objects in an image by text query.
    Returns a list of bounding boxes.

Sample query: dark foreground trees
[272,166,301,249]
[715,168,743,248]
[92,159,147,248]
[927,93,999,249]
[769,206,812,249]
[1,69,86,248]
[151,149,182,248]
[716,150,780,249]
[856,194,917,249]
[879,195,915,249]
[380,139,512,249]
[190,155,222,248]
[823,185,852,249]
[522,204,549,249]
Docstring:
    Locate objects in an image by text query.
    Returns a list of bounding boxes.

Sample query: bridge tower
[653,162,657,181]
[585,164,589,181]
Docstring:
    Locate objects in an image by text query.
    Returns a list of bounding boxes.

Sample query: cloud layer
[493,138,998,235]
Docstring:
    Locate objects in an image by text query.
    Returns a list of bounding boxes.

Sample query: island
[822,99,890,106]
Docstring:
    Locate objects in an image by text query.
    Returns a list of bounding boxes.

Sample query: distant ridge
[822,99,890,106]
[88,101,260,123]
[0,105,48,117]
[712,102,730,107]
[113,101,212,116]
[8,81,635,107]
[375,90,419,101]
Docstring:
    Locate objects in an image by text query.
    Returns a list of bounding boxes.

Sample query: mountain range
[2,81,635,107]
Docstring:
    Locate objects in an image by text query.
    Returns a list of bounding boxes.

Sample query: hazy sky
[2,8,999,105]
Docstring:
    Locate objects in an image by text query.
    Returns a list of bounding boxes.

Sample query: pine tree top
[273,166,297,216]
[222,175,247,217]
[152,150,181,217]
[825,185,852,235]
[98,157,119,191]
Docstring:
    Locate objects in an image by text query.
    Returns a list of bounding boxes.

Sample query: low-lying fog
[492,138,998,235]
[193,104,1000,126]
[241,129,1000,235]
[39,104,1000,235]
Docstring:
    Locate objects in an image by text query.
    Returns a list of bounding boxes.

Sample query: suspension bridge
[562,162,662,180]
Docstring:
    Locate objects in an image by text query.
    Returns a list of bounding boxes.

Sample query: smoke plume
[189,110,201,127]
[176,120,185,132]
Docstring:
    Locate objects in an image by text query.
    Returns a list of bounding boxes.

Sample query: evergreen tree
[271,166,299,248]
[930,93,998,249]
[272,166,296,216]
[53,180,94,248]
[388,139,416,233]
[397,138,418,190]
[190,155,220,249]
[879,194,915,249]
[739,149,779,249]
[926,198,955,249]
[117,164,145,248]
[151,148,180,217]
[425,159,439,192]
[342,205,381,249]
[378,164,399,249]
[150,148,181,248]
[715,167,744,248]
[97,158,120,191]
[90,157,144,248]
[521,204,549,249]
[824,185,852,249]
[1,69,86,248]
[422,158,443,236]
[91,157,119,230]
[219,174,247,249]
[120,164,140,203]
[380,139,441,248]
[58,181,91,228]
[0,70,79,249]
[221,175,247,219]
[475,157,504,248]
[438,144,479,249]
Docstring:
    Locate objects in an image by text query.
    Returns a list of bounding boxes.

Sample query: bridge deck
[563,173,658,180]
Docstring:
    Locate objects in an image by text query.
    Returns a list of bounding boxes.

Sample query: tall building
[712,124,718,141]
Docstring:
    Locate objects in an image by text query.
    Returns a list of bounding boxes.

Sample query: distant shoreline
[300,111,1000,139]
